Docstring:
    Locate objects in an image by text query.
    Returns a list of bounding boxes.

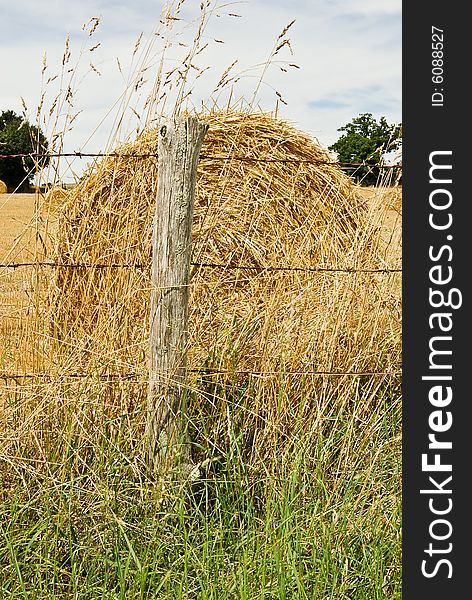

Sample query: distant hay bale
[44,186,69,211]
[48,110,385,377]
[0,180,7,194]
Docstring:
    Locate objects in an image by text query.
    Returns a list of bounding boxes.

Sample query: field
[0,185,402,598]
[0,194,38,374]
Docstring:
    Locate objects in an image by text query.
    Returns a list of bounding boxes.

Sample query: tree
[0,110,49,191]
[329,113,402,185]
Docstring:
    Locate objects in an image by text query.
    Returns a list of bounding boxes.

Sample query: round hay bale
[0,180,7,194]
[48,110,372,375]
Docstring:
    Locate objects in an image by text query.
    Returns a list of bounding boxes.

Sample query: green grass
[0,376,401,599]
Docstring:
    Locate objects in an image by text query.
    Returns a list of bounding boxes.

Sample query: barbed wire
[0,260,402,273]
[0,369,402,382]
[0,150,403,169]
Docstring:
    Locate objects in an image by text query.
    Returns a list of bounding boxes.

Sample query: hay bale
[48,110,372,375]
[0,180,7,194]
[44,186,69,212]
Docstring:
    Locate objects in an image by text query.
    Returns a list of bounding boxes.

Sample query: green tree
[329,113,402,185]
[0,110,49,191]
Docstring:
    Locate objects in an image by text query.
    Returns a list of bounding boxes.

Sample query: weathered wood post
[147,115,208,476]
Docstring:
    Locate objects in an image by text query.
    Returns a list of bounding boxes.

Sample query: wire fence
[0,369,401,382]
[0,260,401,273]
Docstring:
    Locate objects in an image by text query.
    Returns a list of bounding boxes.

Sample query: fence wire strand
[1,369,402,382]
[0,150,402,169]
[0,260,401,273]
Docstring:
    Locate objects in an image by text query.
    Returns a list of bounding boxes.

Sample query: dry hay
[45,111,397,384]
[0,180,7,194]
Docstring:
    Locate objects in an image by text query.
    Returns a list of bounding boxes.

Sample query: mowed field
[0,193,54,373]
[0,194,38,318]
[0,194,33,372]
[0,193,37,258]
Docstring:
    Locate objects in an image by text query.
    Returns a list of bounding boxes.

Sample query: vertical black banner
[403,3,469,598]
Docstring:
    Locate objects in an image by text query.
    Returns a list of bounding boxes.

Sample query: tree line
[0,110,49,192]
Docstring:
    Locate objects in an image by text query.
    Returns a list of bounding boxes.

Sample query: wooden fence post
[147,115,208,476]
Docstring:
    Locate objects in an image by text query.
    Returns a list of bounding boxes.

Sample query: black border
[403,3,470,597]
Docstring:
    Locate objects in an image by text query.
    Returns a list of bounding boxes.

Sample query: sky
[1,0,401,181]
